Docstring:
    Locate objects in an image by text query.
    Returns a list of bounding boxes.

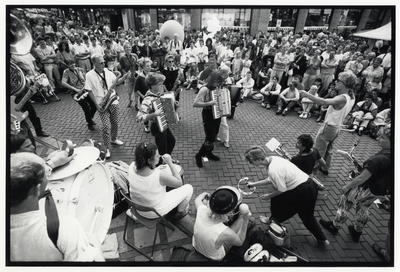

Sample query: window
[158,9,191,30]
[134,9,151,30]
[338,9,362,27]
[201,8,251,31]
[364,9,385,30]
[269,9,297,28]
[305,9,332,27]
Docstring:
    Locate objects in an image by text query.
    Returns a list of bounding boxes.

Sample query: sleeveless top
[193,205,228,260]
[325,94,354,128]
[128,162,166,218]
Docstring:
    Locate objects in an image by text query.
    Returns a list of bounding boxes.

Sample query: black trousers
[76,95,97,124]
[21,101,42,133]
[150,122,176,156]
[270,179,326,241]
[198,109,221,156]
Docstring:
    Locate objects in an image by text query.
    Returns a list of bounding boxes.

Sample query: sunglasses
[167,60,174,63]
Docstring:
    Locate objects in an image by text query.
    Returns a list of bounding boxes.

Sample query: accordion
[211,88,231,119]
[152,93,178,132]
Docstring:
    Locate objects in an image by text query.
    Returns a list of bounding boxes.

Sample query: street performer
[84,53,126,159]
[244,145,329,246]
[193,70,226,168]
[136,73,177,166]
[61,59,97,131]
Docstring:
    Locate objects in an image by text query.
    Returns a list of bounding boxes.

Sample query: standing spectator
[89,36,104,57]
[71,34,91,72]
[119,44,138,108]
[303,49,321,90]
[140,38,153,59]
[34,36,61,90]
[270,45,291,85]
[319,49,338,97]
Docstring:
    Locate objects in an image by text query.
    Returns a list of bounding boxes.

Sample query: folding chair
[121,191,175,261]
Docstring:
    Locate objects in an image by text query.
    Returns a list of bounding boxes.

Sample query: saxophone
[99,70,123,112]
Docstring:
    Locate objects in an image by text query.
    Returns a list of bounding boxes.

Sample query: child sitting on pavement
[299,85,318,119]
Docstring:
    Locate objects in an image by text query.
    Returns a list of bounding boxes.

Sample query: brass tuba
[10,14,33,96]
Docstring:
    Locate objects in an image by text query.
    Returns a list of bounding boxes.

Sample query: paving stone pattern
[31,84,390,264]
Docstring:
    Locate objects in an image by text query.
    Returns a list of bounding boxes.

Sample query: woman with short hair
[128,142,193,219]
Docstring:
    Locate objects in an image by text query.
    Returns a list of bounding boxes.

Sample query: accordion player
[152,93,178,132]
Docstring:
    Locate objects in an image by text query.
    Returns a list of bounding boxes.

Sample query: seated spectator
[128,142,193,219]
[192,189,252,261]
[299,85,318,119]
[276,81,300,116]
[237,71,254,103]
[256,61,272,88]
[260,75,281,109]
[184,60,200,90]
[368,98,391,139]
[350,94,378,136]
[370,89,383,110]
[10,152,104,261]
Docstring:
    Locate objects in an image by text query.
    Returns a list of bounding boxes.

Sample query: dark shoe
[276,109,282,115]
[227,115,233,119]
[89,121,97,126]
[357,128,364,136]
[319,219,339,235]
[372,243,388,262]
[319,168,329,175]
[239,98,243,103]
[281,109,287,116]
[172,210,188,220]
[348,224,362,242]
[127,100,132,108]
[207,153,220,161]
[36,131,50,137]
[195,153,203,168]
[88,124,95,131]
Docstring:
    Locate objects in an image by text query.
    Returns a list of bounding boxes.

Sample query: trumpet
[265,138,325,190]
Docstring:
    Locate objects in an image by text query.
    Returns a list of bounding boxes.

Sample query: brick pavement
[31,84,390,265]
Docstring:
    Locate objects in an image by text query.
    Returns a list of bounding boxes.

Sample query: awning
[352,22,392,41]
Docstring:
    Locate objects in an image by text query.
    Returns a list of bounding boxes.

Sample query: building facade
[120,7,392,36]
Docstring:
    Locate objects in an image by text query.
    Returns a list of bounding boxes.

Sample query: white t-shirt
[10,210,99,261]
[84,68,117,105]
[268,156,309,193]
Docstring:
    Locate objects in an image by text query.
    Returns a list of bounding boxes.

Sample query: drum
[44,162,114,243]
[48,146,100,181]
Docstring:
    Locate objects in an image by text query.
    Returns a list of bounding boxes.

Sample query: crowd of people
[9,12,392,263]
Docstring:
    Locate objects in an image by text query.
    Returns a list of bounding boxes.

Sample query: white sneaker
[223,142,230,148]
[216,137,221,142]
[144,126,150,133]
[105,149,111,158]
[299,112,305,118]
[111,139,124,145]
[261,102,266,108]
